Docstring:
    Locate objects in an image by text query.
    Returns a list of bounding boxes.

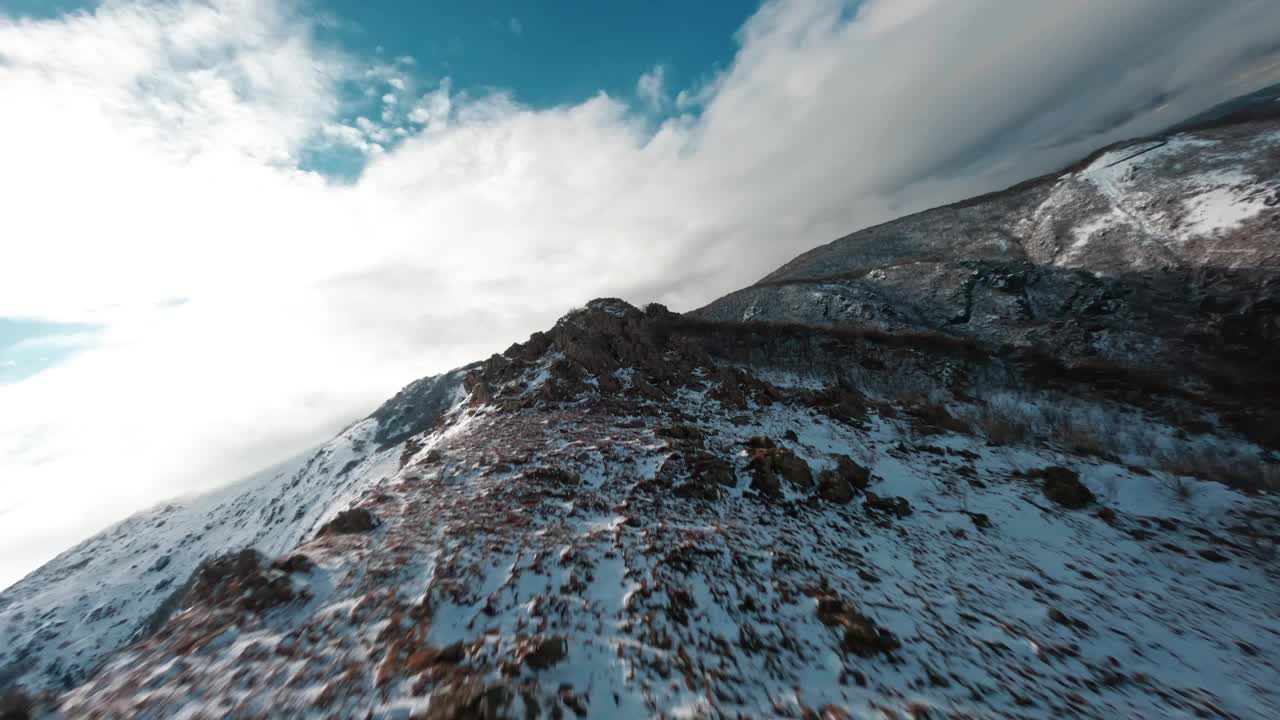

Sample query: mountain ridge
[2,100,1279,718]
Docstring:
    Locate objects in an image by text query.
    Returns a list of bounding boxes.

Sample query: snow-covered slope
[0,372,467,695]
[22,300,1280,718]
[1020,129,1280,269]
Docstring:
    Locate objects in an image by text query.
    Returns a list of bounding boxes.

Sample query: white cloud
[637,65,667,112]
[2,0,1280,590]
[508,17,523,36]
[407,80,453,131]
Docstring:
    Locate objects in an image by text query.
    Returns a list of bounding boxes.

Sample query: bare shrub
[1038,405,1115,458]
[1154,445,1280,494]
[966,400,1036,446]
[872,367,939,407]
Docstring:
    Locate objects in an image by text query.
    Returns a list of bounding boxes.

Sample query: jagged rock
[272,554,315,574]
[463,374,495,404]
[520,635,567,670]
[814,454,874,504]
[863,492,912,518]
[748,446,813,498]
[831,455,871,490]
[317,508,379,536]
[816,470,854,504]
[689,452,736,487]
[188,550,293,614]
[657,424,705,447]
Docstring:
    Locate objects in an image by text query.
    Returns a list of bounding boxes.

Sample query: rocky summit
[3,112,1280,719]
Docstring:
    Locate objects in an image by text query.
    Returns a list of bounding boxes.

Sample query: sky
[1,0,1279,591]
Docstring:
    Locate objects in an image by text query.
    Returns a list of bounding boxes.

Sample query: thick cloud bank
[2,0,1278,588]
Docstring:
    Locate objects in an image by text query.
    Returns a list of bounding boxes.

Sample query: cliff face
[3,117,1280,719]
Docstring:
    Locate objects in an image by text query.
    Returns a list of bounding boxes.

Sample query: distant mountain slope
[693,114,1280,425]
[0,371,467,695]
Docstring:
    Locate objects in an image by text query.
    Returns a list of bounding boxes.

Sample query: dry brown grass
[1154,447,1280,494]
[966,402,1035,446]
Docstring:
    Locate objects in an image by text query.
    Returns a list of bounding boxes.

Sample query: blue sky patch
[0,318,100,384]
[317,0,760,108]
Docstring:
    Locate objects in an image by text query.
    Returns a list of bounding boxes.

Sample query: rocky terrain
[2,109,1279,719]
[697,115,1280,401]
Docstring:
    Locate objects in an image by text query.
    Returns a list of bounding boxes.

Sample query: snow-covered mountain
[3,110,1279,719]
[697,115,1280,387]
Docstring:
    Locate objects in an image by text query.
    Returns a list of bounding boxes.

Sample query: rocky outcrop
[748,443,813,498]
[817,456,871,503]
[316,507,379,536]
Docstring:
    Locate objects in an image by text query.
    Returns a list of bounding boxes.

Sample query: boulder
[317,508,379,536]
[1030,466,1095,509]
[521,635,568,670]
[748,446,813,498]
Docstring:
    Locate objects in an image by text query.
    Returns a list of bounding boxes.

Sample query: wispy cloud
[508,16,523,37]
[636,65,667,112]
[2,0,1279,589]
